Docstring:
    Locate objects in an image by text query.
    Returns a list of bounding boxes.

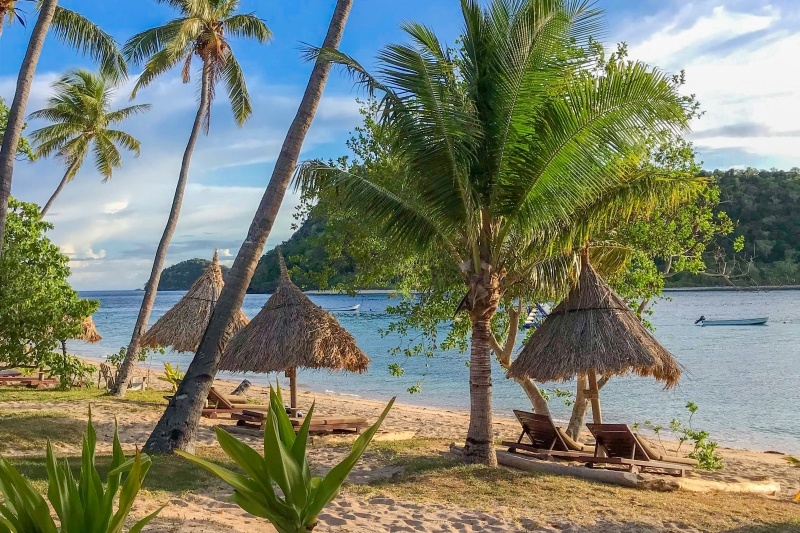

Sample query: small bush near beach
[0,409,160,532]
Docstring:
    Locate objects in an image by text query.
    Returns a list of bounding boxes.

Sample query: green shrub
[0,409,162,532]
[178,386,394,533]
[157,363,184,392]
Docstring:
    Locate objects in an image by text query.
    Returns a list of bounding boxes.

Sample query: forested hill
[157,258,230,290]
[158,168,800,291]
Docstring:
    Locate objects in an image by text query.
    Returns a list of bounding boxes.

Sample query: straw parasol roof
[220,252,370,375]
[140,251,249,353]
[507,256,682,388]
[78,316,102,343]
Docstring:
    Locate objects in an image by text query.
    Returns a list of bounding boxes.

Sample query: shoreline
[85,355,800,457]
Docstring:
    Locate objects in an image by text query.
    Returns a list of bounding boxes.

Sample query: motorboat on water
[323,304,361,312]
[694,315,768,326]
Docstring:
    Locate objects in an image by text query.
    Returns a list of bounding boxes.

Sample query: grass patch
[0,386,168,407]
[345,442,800,533]
[0,411,85,453]
[6,447,239,496]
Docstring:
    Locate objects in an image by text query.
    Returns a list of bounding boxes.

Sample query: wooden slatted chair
[502,410,595,459]
[585,423,697,477]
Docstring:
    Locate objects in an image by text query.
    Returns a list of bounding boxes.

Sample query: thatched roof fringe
[507,260,681,389]
[277,247,289,281]
[78,316,102,343]
[220,257,370,374]
[140,251,248,353]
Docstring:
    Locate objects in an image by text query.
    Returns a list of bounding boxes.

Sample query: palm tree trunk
[111,61,212,397]
[40,159,80,216]
[464,309,498,466]
[0,0,58,256]
[144,0,353,454]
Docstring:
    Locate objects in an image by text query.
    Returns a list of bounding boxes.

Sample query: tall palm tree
[0,0,127,257]
[295,0,691,465]
[111,0,272,397]
[30,69,150,216]
[144,0,353,454]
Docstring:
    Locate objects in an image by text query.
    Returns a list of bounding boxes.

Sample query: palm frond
[105,104,152,124]
[103,129,142,157]
[223,12,272,42]
[131,47,190,97]
[220,52,251,126]
[51,6,128,82]
[295,160,462,262]
[122,18,191,65]
[92,133,123,180]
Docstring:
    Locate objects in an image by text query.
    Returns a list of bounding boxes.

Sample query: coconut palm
[0,0,25,35]
[295,0,692,465]
[144,0,353,454]
[30,69,150,216]
[0,0,127,257]
[111,0,272,397]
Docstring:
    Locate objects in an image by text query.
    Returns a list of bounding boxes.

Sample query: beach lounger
[501,410,595,459]
[232,409,370,434]
[585,423,698,477]
[201,387,269,418]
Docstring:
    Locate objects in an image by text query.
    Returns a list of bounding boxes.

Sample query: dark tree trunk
[144,0,353,454]
[111,62,212,397]
[0,0,58,255]
[464,311,498,465]
[41,159,81,216]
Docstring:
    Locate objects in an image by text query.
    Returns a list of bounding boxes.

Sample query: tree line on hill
[158,167,800,292]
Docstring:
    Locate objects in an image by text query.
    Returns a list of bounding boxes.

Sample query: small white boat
[523,303,550,329]
[695,316,768,326]
[323,304,360,312]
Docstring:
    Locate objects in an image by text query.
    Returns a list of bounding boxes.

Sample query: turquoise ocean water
[74,290,800,453]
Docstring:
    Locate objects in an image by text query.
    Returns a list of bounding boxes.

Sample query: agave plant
[0,409,162,532]
[178,386,394,533]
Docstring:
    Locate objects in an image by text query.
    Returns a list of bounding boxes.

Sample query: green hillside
[158,258,230,291]
[159,168,800,291]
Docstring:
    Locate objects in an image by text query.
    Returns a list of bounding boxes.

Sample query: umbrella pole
[587,369,603,425]
[288,366,298,416]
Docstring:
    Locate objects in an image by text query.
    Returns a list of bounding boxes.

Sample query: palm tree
[0,0,127,257]
[30,69,150,216]
[111,0,272,397]
[295,0,691,465]
[0,0,25,35]
[144,0,353,454]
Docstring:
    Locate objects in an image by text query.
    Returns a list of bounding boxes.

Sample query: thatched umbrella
[78,316,102,343]
[140,251,249,353]
[220,251,370,412]
[507,253,681,424]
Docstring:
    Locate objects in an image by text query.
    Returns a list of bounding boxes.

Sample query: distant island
[158,168,800,292]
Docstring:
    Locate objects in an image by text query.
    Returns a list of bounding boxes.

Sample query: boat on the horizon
[695,316,769,326]
[323,304,361,312]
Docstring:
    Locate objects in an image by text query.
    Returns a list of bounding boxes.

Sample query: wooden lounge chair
[585,423,698,477]
[502,410,595,459]
[232,409,369,434]
[201,387,269,418]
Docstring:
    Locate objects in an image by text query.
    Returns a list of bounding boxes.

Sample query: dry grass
[344,440,800,533]
[0,411,86,453]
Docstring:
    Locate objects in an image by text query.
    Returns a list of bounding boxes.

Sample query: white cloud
[4,72,363,290]
[623,2,800,169]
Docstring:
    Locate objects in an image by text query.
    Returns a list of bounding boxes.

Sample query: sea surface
[73,290,800,453]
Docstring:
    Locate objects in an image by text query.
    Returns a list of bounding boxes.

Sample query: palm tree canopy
[297,0,693,309]
[29,69,150,181]
[123,0,272,128]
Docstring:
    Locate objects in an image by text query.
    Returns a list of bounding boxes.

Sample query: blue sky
[2,0,799,289]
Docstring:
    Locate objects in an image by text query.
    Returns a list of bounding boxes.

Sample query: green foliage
[0,198,98,369]
[157,258,229,290]
[637,402,723,471]
[105,347,154,367]
[46,353,96,389]
[177,386,394,533]
[539,388,575,407]
[0,409,162,532]
[123,0,272,128]
[0,96,35,161]
[157,363,184,392]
